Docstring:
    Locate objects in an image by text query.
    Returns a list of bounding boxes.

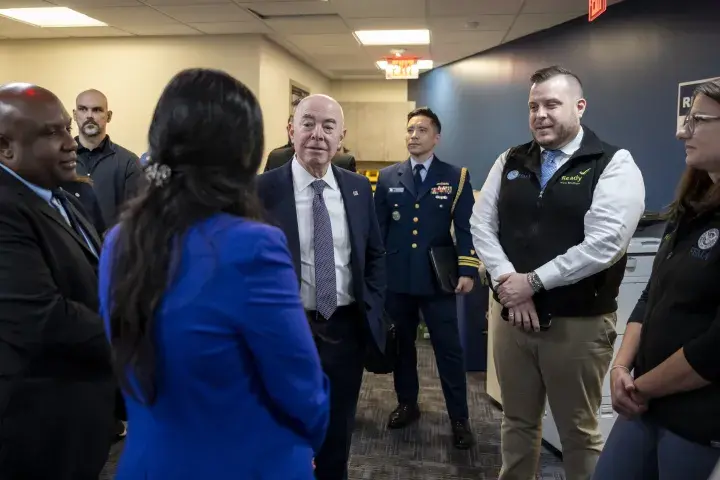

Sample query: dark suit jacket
[62,181,107,236]
[256,162,386,350]
[0,170,115,480]
[264,146,357,173]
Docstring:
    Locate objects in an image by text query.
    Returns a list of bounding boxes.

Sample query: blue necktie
[311,180,337,320]
[539,150,561,189]
[413,163,425,192]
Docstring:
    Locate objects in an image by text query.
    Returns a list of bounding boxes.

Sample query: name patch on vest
[507,170,531,180]
[559,168,592,185]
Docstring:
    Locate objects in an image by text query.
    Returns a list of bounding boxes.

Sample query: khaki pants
[490,299,617,480]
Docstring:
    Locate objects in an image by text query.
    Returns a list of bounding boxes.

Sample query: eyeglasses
[682,113,720,136]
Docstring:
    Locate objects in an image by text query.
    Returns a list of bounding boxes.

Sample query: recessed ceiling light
[0,7,107,28]
[354,29,430,46]
[376,59,434,70]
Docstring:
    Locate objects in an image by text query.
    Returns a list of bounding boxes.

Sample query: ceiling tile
[238,1,338,16]
[430,45,482,64]
[2,31,70,38]
[285,33,358,48]
[156,4,255,23]
[264,16,349,34]
[332,0,425,19]
[74,6,177,26]
[0,19,69,38]
[189,21,271,34]
[504,12,581,42]
[0,0,54,6]
[428,15,515,32]
[363,44,431,59]
[522,0,623,14]
[427,0,524,16]
[292,43,363,55]
[343,17,427,30]
[142,0,235,5]
[49,26,133,36]
[52,0,143,6]
[120,23,202,35]
[432,30,505,46]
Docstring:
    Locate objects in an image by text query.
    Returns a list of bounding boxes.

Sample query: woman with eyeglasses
[592,79,720,479]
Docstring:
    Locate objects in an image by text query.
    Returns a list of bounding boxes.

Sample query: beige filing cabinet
[485,236,662,451]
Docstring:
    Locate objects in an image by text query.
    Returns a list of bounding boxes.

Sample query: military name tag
[392,211,401,221]
[389,187,404,193]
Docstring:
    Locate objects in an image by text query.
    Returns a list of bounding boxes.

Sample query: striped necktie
[311,179,337,320]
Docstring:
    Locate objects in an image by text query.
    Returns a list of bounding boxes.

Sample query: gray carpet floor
[101,341,565,479]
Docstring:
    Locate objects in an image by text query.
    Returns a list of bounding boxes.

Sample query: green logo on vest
[559,168,592,185]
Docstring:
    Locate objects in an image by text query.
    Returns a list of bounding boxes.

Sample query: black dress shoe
[387,403,421,429]
[452,420,475,449]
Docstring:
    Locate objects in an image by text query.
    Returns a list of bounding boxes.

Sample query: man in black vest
[470,66,645,480]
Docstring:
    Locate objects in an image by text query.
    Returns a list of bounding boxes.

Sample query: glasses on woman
[682,113,720,136]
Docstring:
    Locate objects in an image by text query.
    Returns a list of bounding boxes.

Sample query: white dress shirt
[470,127,646,290]
[410,155,434,181]
[292,158,354,310]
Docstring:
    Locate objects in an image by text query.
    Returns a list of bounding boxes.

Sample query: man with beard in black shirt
[73,89,145,228]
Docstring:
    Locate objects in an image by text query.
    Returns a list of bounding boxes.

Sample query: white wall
[0,35,262,156]
[330,79,408,103]
[0,35,412,166]
[258,39,330,166]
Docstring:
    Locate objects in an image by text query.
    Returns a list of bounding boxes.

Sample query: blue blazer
[98,214,330,480]
[374,157,479,295]
[255,162,387,351]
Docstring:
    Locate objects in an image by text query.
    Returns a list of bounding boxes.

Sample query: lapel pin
[353,190,358,196]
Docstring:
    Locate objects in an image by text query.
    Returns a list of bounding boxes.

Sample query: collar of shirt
[76,134,110,155]
[291,156,339,194]
[0,162,53,205]
[410,154,434,172]
[540,126,584,158]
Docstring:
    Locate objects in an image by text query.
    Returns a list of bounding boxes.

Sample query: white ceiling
[0,0,623,79]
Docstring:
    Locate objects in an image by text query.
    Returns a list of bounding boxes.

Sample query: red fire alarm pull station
[589,0,607,21]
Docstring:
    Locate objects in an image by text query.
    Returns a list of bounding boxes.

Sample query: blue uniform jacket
[374,157,479,296]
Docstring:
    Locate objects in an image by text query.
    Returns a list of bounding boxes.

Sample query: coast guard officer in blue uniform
[374,106,478,449]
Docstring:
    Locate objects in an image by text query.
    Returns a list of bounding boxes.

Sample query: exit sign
[589,0,607,21]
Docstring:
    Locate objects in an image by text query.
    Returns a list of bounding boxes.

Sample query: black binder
[364,310,398,374]
[429,245,459,293]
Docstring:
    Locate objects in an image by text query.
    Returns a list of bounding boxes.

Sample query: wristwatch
[527,271,544,293]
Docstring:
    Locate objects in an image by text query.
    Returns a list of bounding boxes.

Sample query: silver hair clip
[145,160,172,187]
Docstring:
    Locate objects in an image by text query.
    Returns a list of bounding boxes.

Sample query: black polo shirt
[629,208,720,446]
[75,135,144,226]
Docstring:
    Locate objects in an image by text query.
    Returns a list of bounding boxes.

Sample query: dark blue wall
[408,0,720,210]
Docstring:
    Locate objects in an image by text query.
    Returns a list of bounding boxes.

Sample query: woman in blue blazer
[98,68,330,479]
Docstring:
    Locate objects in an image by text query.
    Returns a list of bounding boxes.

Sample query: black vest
[496,127,627,317]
